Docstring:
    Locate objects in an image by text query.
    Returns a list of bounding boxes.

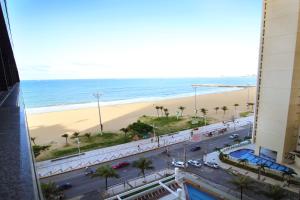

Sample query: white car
[188,160,202,167]
[204,161,219,169]
[172,161,188,168]
[229,134,239,139]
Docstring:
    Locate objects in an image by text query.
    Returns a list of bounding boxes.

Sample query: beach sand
[27,87,256,147]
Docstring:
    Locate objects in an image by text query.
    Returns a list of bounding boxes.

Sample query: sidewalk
[36,116,253,178]
[205,143,300,194]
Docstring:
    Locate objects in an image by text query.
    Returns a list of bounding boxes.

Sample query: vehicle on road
[187,160,202,167]
[229,134,239,139]
[204,161,219,169]
[190,146,201,152]
[112,162,130,169]
[57,183,72,190]
[172,161,188,168]
[84,168,96,176]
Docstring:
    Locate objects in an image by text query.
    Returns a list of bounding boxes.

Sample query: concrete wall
[254,0,300,163]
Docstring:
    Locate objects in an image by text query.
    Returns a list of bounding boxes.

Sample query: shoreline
[26,87,243,114]
[27,87,256,148]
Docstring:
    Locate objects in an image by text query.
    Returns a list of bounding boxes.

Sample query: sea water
[21,77,256,113]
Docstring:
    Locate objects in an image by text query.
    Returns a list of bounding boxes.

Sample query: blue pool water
[185,184,216,200]
[229,149,294,173]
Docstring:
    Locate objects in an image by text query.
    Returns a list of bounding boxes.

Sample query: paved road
[42,127,250,198]
[42,126,298,200]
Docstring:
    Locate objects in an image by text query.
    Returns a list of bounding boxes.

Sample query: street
[41,127,298,200]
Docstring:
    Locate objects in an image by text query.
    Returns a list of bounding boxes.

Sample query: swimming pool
[229,149,294,173]
[185,184,217,200]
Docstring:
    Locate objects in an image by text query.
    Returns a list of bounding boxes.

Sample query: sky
[8,0,262,80]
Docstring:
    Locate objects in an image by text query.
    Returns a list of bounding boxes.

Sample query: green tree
[31,137,36,145]
[222,106,228,116]
[155,106,160,117]
[120,127,129,137]
[178,106,185,117]
[230,175,252,200]
[165,111,169,118]
[256,163,268,180]
[92,165,119,190]
[61,134,69,145]
[163,108,168,117]
[234,103,239,114]
[159,106,164,116]
[128,121,153,137]
[200,108,208,125]
[84,132,91,140]
[71,132,80,139]
[260,185,286,200]
[32,145,50,157]
[247,102,254,111]
[41,182,61,200]
[133,157,155,179]
[238,158,249,166]
[214,107,219,114]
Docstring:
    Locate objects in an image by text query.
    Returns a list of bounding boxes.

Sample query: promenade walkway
[36,116,253,178]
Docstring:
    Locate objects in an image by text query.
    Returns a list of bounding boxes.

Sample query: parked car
[172,161,188,168]
[84,168,96,176]
[190,146,201,152]
[112,162,130,169]
[188,160,202,167]
[57,183,72,190]
[204,161,219,169]
[229,134,239,139]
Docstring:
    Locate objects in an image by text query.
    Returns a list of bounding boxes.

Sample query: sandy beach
[27,87,256,147]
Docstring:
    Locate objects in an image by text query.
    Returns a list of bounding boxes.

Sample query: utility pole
[93,92,103,135]
[184,141,187,170]
[193,86,197,117]
[76,137,81,154]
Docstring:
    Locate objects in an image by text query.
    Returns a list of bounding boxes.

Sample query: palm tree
[155,106,160,117]
[222,106,228,116]
[61,134,69,145]
[163,108,168,117]
[41,182,61,200]
[84,133,91,140]
[120,127,129,137]
[260,185,286,200]
[247,102,254,111]
[92,165,119,190]
[257,163,267,180]
[31,137,36,145]
[159,106,164,116]
[238,158,249,166]
[281,170,296,186]
[214,107,219,114]
[200,108,208,125]
[72,132,80,139]
[165,112,169,118]
[234,103,239,115]
[133,157,154,179]
[230,175,252,200]
[178,106,185,117]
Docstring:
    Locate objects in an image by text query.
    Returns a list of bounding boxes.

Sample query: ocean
[21,77,256,113]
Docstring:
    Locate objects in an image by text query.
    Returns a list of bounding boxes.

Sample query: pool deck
[206,144,300,193]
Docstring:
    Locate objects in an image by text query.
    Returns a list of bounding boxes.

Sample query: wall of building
[254,0,300,163]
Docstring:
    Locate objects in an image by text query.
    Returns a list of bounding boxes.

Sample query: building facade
[253,0,300,163]
[0,1,42,199]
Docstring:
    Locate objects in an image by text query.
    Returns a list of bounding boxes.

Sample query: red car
[112,162,130,169]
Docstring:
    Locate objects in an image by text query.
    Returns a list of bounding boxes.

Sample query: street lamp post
[76,137,81,154]
[93,92,103,135]
[193,86,197,117]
